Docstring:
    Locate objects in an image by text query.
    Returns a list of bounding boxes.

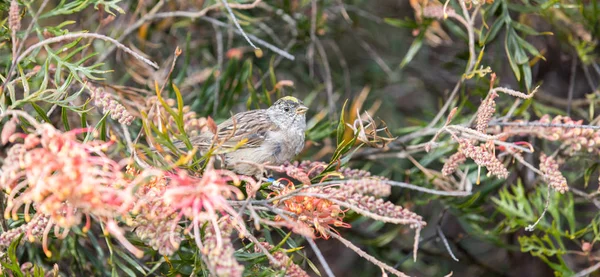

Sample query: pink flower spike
[106,220,144,258]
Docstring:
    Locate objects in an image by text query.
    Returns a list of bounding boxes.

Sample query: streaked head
[267,96,308,131]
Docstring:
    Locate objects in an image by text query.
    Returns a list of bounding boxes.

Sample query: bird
[174,96,308,176]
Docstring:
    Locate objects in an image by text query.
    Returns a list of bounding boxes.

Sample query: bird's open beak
[296,106,308,114]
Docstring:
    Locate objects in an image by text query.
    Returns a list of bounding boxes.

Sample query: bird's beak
[296,106,308,115]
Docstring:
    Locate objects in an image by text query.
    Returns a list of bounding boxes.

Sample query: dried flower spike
[201,217,244,277]
[442,152,467,176]
[458,139,509,179]
[9,0,21,32]
[539,154,568,193]
[90,86,135,125]
[255,242,310,277]
[475,91,498,133]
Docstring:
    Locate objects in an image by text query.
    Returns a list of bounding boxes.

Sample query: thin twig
[353,32,393,78]
[244,230,282,267]
[237,178,471,206]
[2,0,51,91]
[384,180,471,196]
[525,187,550,232]
[220,0,258,50]
[308,0,318,78]
[327,230,410,277]
[458,0,475,71]
[419,1,477,132]
[436,226,459,262]
[571,188,600,209]
[0,109,43,128]
[306,238,336,277]
[567,54,578,116]
[326,40,352,98]
[582,63,598,92]
[573,261,600,277]
[202,15,295,60]
[15,33,159,69]
[252,4,298,89]
[489,121,600,130]
[314,39,336,116]
[97,0,166,63]
[213,23,224,115]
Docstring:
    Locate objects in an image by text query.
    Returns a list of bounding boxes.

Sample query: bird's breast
[265,129,305,163]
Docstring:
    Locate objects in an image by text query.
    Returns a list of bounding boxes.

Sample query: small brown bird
[177,96,308,176]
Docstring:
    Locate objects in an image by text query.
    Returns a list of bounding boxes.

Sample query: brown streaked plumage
[175,97,308,176]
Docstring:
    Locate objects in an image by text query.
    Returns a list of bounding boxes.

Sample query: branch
[306,238,335,277]
[15,33,159,69]
[327,230,410,277]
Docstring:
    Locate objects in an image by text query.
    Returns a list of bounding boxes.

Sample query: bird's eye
[283,107,290,112]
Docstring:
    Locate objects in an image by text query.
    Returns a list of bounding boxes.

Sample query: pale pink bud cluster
[201,217,244,277]
[18,262,59,277]
[9,0,20,32]
[271,163,312,185]
[343,179,391,198]
[1,117,18,145]
[422,5,458,20]
[539,154,568,193]
[442,152,467,176]
[506,115,600,155]
[0,214,50,251]
[254,242,310,277]
[90,87,134,125]
[458,139,509,179]
[343,193,426,229]
[287,160,386,181]
[286,161,327,179]
[475,92,498,133]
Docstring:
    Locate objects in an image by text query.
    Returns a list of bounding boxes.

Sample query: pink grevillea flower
[162,168,247,248]
[0,124,137,257]
[271,182,350,239]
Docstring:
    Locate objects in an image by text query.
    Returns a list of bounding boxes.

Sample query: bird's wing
[185,110,278,151]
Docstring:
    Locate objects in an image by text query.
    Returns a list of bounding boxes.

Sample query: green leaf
[400,29,425,68]
[1,234,24,277]
[514,35,545,60]
[62,106,71,131]
[480,17,505,45]
[522,64,532,92]
[511,21,544,36]
[585,163,599,188]
[114,249,147,275]
[336,100,348,145]
[31,103,51,123]
[519,234,564,257]
[505,31,521,81]
[384,18,418,29]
